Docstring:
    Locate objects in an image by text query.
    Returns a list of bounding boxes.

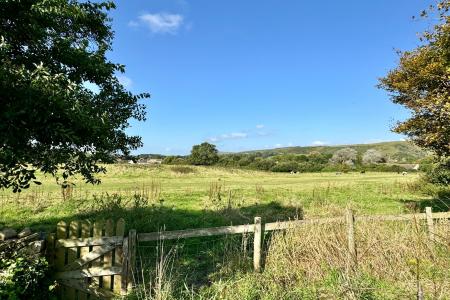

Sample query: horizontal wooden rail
[56,236,123,248]
[55,266,122,279]
[357,211,450,222]
[265,216,344,231]
[138,224,254,242]
[136,211,450,242]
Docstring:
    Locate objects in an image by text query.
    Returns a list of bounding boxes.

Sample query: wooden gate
[47,219,131,299]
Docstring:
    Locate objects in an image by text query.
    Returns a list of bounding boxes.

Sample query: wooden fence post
[127,229,137,291]
[425,207,434,241]
[253,217,262,272]
[121,237,129,295]
[345,208,356,275]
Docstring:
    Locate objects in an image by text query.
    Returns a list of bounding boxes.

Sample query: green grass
[0,164,431,233]
[1,164,448,299]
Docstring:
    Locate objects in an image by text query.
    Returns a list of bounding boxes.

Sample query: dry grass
[210,218,450,299]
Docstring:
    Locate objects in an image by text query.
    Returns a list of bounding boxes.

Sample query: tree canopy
[378,1,450,158]
[362,149,386,164]
[190,142,219,166]
[329,148,357,166]
[0,0,149,192]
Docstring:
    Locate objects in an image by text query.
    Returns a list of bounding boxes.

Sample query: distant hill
[239,141,428,163]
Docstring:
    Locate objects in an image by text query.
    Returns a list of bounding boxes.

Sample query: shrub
[271,162,299,172]
[248,158,276,171]
[425,158,450,186]
[0,254,55,299]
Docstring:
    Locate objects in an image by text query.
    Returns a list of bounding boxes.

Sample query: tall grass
[199,218,450,299]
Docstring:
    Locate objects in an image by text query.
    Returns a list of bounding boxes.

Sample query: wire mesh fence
[134,232,255,290]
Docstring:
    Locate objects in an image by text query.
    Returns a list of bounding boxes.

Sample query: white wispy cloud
[274,143,283,148]
[208,132,248,143]
[256,124,265,129]
[130,13,184,34]
[117,75,133,88]
[312,140,327,146]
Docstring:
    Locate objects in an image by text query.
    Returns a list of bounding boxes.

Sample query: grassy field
[1,164,449,299]
[0,164,431,232]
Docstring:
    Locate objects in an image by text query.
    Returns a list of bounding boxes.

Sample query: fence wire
[134,232,255,290]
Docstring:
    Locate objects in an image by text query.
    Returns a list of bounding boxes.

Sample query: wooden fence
[48,207,450,299]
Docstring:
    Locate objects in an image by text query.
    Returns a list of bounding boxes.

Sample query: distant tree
[362,149,387,164]
[378,1,450,158]
[0,1,149,192]
[190,142,219,166]
[329,148,358,166]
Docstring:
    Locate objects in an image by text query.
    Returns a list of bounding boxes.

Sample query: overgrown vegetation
[0,243,55,300]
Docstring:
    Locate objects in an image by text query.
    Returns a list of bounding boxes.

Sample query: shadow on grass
[22,201,302,234]
[400,190,450,213]
[21,201,301,293]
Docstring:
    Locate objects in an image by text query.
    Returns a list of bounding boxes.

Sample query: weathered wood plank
[79,220,92,300]
[121,237,129,295]
[56,221,68,270]
[92,220,104,291]
[357,212,450,222]
[425,207,436,244]
[63,243,116,271]
[55,221,67,298]
[67,221,80,300]
[56,236,123,248]
[58,279,118,299]
[113,218,125,294]
[45,233,55,266]
[253,217,262,272]
[138,224,254,242]
[264,217,344,231]
[127,229,137,292]
[56,266,122,279]
[103,219,114,291]
[346,209,357,275]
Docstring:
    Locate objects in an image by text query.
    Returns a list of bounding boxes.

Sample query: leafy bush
[271,162,299,172]
[360,164,408,173]
[0,254,55,299]
[248,158,275,171]
[425,158,450,185]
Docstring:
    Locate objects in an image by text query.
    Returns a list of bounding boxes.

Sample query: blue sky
[107,0,435,155]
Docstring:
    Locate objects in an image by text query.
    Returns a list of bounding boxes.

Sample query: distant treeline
[161,152,430,173]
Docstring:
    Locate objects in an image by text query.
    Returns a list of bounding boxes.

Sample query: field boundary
[137,208,450,273]
[50,208,449,298]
